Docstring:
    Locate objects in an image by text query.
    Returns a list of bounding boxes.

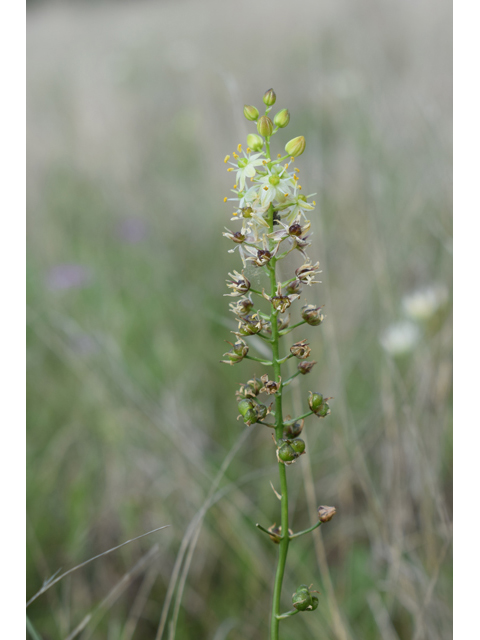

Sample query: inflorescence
[220,88,336,639]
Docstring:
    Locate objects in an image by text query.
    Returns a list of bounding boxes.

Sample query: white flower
[255,165,294,207]
[281,190,316,225]
[228,153,266,191]
[380,321,420,356]
[402,285,448,321]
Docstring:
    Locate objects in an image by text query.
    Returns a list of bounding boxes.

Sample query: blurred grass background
[26,0,452,639]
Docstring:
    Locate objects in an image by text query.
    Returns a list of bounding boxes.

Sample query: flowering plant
[221,89,336,639]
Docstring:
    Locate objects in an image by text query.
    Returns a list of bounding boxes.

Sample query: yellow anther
[298,185,302,190]
[224,197,228,202]
[233,152,239,159]
[224,155,230,163]
[293,175,299,181]
[237,143,242,151]
[284,163,289,169]
[295,168,300,172]
[277,153,282,158]
[291,157,295,162]
[227,167,234,172]
[284,193,289,197]
[262,160,268,165]
[246,147,251,153]
[313,200,316,205]
[233,212,238,216]
[263,186,268,191]
[233,184,237,189]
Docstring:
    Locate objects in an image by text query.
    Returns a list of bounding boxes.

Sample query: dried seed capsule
[244,105,259,121]
[268,523,282,544]
[255,403,268,421]
[290,339,311,359]
[298,360,317,375]
[286,279,303,295]
[318,505,336,523]
[290,438,306,455]
[302,304,324,326]
[263,88,276,106]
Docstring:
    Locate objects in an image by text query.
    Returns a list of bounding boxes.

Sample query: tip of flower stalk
[263,88,276,106]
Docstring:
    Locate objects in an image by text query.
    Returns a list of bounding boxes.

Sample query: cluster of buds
[220,89,335,632]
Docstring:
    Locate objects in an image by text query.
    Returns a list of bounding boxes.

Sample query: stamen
[246,147,251,153]
[298,185,302,190]
[233,184,237,189]
[224,155,230,163]
[284,164,289,169]
[290,157,295,162]
[237,143,242,151]
[227,168,234,172]
[233,152,239,159]
[224,197,228,202]
[277,153,282,158]
[295,168,300,172]
[263,186,268,191]
[233,212,238,216]
[293,175,299,181]
[284,193,289,197]
[313,200,316,205]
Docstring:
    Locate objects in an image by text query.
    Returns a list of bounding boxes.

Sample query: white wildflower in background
[380,321,420,356]
[402,285,448,321]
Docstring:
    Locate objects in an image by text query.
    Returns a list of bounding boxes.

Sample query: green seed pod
[316,401,330,417]
[246,133,264,151]
[310,596,319,611]
[273,108,290,128]
[255,403,268,421]
[263,88,277,106]
[290,438,306,455]
[302,304,324,326]
[283,420,304,439]
[238,398,254,417]
[285,135,306,158]
[243,407,258,425]
[257,115,274,137]
[244,104,259,121]
[308,392,324,413]
[292,589,312,611]
[277,443,298,463]
[232,339,248,356]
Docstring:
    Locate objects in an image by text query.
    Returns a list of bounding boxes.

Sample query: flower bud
[246,133,264,151]
[277,442,298,464]
[257,115,274,137]
[263,88,276,106]
[308,392,331,417]
[244,104,259,121]
[285,135,306,158]
[298,360,317,375]
[290,438,306,455]
[273,108,290,128]
[302,304,324,326]
[286,279,303,295]
[318,505,336,523]
[283,420,304,439]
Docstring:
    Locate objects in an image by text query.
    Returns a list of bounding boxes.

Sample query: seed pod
[273,108,290,128]
[286,279,303,295]
[263,88,277,106]
[244,104,259,121]
[255,403,268,421]
[277,443,298,464]
[298,360,317,375]
[318,505,336,523]
[310,596,319,611]
[246,132,264,151]
[308,391,331,417]
[283,420,304,439]
[302,304,324,326]
[267,523,282,544]
[292,589,312,611]
[285,135,306,158]
[290,339,311,359]
[243,407,258,425]
[257,115,274,137]
[238,398,254,417]
[290,438,306,455]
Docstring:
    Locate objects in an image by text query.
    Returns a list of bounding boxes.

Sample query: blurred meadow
[26,1,452,639]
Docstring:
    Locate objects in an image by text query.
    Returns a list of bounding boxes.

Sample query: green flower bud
[257,115,274,137]
[263,88,277,106]
[244,104,259,121]
[302,304,324,326]
[283,420,304,439]
[273,108,290,128]
[290,438,306,455]
[246,133,264,151]
[285,135,306,158]
[277,443,298,464]
[238,398,254,417]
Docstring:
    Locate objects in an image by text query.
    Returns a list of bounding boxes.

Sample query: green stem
[289,521,322,539]
[282,370,301,388]
[283,411,314,425]
[267,204,290,640]
[279,320,307,336]
[244,355,273,365]
[276,609,300,620]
